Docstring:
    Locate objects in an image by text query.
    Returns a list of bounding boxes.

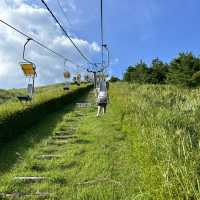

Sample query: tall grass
[110,83,200,199]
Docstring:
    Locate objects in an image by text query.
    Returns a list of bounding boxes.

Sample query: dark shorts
[98,102,107,107]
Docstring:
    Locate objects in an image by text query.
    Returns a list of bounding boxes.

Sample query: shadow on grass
[0,93,90,176]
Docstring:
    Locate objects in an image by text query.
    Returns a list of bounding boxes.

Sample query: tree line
[123,52,200,87]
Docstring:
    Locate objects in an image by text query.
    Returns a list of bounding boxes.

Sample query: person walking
[96,80,108,117]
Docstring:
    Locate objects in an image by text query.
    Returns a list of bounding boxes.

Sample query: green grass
[0,89,16,104]
[108,83,200,199]
[0,83,66,105]
[0,83,92,143]
[0,83,199,199]
[0,83,87,118]
[0,103,77,176]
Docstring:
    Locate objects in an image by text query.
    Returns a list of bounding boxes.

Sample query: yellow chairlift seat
[20,63,36,77]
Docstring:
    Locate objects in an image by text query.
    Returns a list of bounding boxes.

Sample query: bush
[110,76,120,82]
[191,71,200,87]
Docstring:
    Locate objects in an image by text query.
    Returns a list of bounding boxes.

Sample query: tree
[123,66,135,82]
[167,52,200,87]
[134,61,149,83]
[148,58,168,84]
[191,71,200,87]
[110,76,120,82]
[123,52,200,87]
[123,60,148,83]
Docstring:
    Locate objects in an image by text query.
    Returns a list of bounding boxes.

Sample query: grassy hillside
[0,83,92,144]
[0,89,16,104]
[0,83,199,199]
[108,83,200,199]
[0,83,71,105]
[0,83,87,117]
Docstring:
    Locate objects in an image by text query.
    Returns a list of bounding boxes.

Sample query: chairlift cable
[0,19,85,69]
[56,0,72,28]
[40,0,93,65]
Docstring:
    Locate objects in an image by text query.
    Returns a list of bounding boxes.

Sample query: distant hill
[0,89,16,104]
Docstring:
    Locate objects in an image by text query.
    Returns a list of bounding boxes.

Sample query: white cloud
[0,0,100,88]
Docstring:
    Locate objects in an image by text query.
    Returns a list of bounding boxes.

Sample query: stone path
[0,91,94,199]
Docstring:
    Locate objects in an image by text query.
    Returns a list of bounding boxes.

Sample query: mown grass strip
[0,91,94,198]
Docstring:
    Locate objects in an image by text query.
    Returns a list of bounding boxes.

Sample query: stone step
[55,131,74,136]
[52,135,77,140]
[35,155,62,160]
[64,119,77,122]
[57,127,76,131]
[0,192,51,198]
[73,111,85,116]
[41,148,59,154]
[76,102,91,108]
[47,140,68,145]
[13,177,47,182]
[60,126,76,129]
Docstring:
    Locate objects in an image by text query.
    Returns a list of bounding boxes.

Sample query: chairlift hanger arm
[23,38,33,63]
[21,38,37,77]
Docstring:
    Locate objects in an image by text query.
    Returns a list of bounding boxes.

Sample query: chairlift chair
[72,74,81,86]
[17,38,37,103]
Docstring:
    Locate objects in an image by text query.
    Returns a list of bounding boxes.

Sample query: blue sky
[0,0,200,88]
[103,0,200,76]
[43,0,200,76]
